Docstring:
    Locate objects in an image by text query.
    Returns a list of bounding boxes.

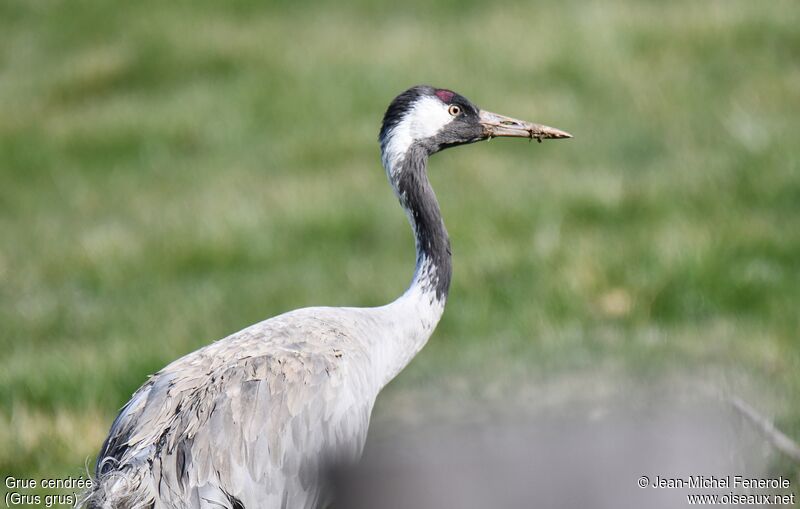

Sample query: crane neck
[367,140,451,388]
[388,143,452,304]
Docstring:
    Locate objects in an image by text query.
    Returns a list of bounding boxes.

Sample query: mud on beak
[479,110,572,143]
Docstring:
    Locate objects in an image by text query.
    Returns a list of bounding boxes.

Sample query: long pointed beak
[479,110,572,143]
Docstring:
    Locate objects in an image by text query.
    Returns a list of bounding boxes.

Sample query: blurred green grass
[1,0,799,487]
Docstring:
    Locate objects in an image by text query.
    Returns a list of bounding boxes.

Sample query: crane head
[379,85,571,166]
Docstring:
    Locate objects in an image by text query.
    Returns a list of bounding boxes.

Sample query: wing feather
[95,309,378,509]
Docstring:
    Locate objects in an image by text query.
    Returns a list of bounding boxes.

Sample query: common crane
[84,85,571,509]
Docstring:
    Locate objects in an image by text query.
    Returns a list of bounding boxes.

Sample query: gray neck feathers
[390,143,452,302]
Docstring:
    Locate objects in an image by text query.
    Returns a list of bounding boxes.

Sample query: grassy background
[1,0,799,497]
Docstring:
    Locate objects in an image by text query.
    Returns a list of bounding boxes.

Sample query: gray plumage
[83,85,570,509]
[90,307,396,509]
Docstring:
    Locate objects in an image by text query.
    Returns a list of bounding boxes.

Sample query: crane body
[84,85,570,509]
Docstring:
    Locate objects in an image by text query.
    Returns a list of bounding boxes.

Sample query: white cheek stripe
[382,96,453,176]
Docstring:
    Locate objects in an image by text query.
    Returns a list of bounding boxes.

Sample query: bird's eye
[448,104,461,116]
